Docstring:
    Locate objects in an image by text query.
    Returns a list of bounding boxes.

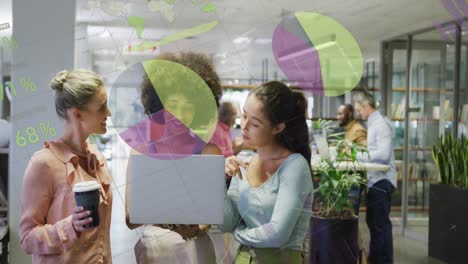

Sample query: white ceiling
[75,0,454,80]
[0,0,456,81]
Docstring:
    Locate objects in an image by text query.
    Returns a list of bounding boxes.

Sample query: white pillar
[75,23,92,69]
[10,0,75,262]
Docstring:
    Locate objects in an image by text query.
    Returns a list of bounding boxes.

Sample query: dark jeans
[366,179,395,264]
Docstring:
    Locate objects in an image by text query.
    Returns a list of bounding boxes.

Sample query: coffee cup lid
[73,181,100,192]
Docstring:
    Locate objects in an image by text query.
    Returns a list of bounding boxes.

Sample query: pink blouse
[210,121,234,157]
[19,140,113,264]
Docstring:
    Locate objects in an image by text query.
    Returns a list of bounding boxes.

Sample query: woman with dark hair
[125,51,223,263]
[127,52,222,157]
[220,81,313,263]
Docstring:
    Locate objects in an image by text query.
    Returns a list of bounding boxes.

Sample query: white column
[75,23,92,69]
[10,0,75,263]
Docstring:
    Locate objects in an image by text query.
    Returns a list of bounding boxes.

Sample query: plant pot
[309,214,359,264]
[429,184,468,264]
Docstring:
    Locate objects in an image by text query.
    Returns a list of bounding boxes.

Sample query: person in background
[19,70,113,263]
[212,101,244,188]
[211,101,244,157]
[354,91,396,264]
[220,81,313,264]
[337,104,367,146]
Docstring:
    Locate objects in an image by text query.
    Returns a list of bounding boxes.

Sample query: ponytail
[250,82,311,167]
[284,90,311,164]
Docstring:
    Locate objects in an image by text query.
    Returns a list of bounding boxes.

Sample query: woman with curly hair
[125,51,224,263]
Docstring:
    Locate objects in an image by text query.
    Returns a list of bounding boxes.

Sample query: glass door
[460,23,468,138]
[402,29,456,240]
[383,27,461,240]
[382,38,407,224]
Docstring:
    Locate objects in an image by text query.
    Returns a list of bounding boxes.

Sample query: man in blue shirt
[354,92,397,264]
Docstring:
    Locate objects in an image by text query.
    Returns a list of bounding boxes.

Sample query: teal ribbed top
[219,153,313,251]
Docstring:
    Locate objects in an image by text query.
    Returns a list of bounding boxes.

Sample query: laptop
[314,133,330,159]
[128,154,226,225]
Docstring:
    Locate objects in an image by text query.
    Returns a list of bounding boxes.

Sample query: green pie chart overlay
[111,59,218,158]
[272,12,364,96]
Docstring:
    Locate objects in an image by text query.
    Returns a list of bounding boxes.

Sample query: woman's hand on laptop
[225,156,249,179]
[168,224,202,240]
[198,224,211,234]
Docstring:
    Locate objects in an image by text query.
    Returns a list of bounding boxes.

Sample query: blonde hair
[49,69,104,119]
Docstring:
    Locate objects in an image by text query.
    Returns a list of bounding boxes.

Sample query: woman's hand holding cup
[72,206,93,232]
[72,181,101,230]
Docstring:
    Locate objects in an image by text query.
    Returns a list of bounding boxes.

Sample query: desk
[311,159,391,218]
[311,160,390,172]
[238,151,391,172]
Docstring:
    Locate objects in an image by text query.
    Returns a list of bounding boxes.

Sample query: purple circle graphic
[272,12,364,96]
[109,59,218,160]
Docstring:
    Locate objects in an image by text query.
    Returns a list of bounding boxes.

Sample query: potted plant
[309,126,367,264]
[429,134,468,263]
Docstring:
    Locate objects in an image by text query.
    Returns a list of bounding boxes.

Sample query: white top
[358,110,397,187]
[219,153,313,251]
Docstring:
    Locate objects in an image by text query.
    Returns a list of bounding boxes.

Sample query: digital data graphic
[15,121,56,148]
[2,36,18,49]
[272,12,363,96]
[0,22,10,31]
[0,77,37,101]
[434,0,468,40]
[109,59,218,159]
[10,1,453,263]
[128,20,219,52]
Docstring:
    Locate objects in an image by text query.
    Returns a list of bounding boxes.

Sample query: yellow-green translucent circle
[142,60,218,143]
[296,12,364,96]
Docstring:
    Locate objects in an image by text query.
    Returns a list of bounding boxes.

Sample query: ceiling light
[254,38,272,44]
[233,37,251,44]
[214,53,227,59]
[94,49,116,55]
[100,31,111,38]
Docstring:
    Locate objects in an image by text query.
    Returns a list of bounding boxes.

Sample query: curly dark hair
[141,51,222,116]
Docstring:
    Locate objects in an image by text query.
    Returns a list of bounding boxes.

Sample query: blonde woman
[19,70,113,263]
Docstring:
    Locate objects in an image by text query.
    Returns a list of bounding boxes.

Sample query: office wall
[10,0,75,262]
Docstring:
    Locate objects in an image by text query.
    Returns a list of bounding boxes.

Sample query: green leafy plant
[432,134,468,189]
[312,119,346,145]
[312,119,334,135]
[313,124,368,218]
